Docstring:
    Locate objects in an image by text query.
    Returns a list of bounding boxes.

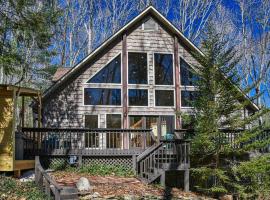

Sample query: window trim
[84,52,122,85]
[128,88,149,107]
[83,87,122,107]
[127,51,149,86]
[154,89,175,107]
[153,52,175,87]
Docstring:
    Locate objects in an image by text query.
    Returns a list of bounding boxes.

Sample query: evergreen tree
[189,25,270,198]
[0,0,59,87]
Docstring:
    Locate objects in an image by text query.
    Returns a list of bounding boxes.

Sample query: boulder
[76,177,92,192]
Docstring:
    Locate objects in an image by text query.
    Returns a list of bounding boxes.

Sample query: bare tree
[173,0,221,43]
[236,0,270,106]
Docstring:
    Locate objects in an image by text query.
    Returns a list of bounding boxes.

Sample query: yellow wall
[0,95,14,171]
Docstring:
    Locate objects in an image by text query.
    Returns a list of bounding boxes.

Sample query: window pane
[181,90,197,107]
[84,88,121,105]
[128,89,148,106]
[87,55,121,83]
[106,114,121,128]
[85,115,98,128]
[106,114,121,148]
[129,116,143,129]
[155,90,174,106]
[155,54,173,85]
[180,58,198,86]
[85,115,99,148]
[128,52,147,84]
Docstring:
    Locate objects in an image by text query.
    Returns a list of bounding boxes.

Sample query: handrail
[22,127,152,132]
[21,128,155,158]
[136,139,190,185]
[136,143,163,162]
[35,156,78,199]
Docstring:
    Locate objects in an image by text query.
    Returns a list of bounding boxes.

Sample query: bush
[0,176,50,200]
[67,164,135,177]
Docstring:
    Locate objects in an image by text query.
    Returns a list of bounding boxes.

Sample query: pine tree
[0,0,60,86]
[189,25,270,197]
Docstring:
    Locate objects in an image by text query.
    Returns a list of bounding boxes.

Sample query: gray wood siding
[43,17,200,128]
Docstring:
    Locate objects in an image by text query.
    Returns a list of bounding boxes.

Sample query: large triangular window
[87,54,121,83]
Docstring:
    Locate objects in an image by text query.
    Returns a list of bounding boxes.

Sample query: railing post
[143,131,146,149]
[132,155,137,172]
[35,156,43,188]
[184,169,189,192]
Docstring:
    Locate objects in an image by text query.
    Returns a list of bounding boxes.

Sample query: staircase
[136,139,190,190]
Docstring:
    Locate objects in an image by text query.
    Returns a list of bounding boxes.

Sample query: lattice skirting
[40,155,133,170]
[82,156,133,169]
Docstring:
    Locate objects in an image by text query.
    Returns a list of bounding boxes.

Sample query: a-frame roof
[43,6,259,111]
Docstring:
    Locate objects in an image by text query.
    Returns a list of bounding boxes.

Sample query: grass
[0,175,50,200]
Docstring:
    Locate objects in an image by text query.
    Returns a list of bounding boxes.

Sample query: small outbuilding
[0,84,42,176]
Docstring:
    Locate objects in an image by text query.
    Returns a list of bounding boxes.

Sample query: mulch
[51,171,214,199]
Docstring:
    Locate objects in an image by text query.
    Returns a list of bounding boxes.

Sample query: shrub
[67,164,135,177]
[0,175,50,200]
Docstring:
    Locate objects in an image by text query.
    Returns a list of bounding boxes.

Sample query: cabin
[19,6,259,189]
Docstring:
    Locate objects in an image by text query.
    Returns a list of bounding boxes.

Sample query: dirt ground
[51,171,215,199]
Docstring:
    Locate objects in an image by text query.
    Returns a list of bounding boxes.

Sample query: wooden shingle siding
[43,16,199,128]
[43,16,234,129]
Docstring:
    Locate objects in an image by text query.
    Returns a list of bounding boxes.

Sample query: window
[180,58,198,86]
[181,90,197,107]
[85,115,98,128]
[154,53,173,85]
[155,90,174,106]
[128,89,148,106]
[129,115,159,147]
[106,114,121,128]
[84,88,121,105]
[87,55,121,83]
[128,52,147,84]
[85,115,99,148]
[106,114,121,148]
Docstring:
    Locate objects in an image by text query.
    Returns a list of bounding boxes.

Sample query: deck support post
[132,155,137,172]
[78,155,82,167]
[160,171,166,187]
[174,36,181,129]
[184,169,189,192]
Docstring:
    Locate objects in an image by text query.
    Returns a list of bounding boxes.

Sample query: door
[129,115,175,141]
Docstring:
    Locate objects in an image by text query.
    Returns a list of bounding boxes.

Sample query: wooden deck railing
[35,156,78,200]
[136,139,190,185]
[175,128,270,150]
[21,128,155,158]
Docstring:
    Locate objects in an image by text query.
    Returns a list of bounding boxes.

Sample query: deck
[19,128,155,158]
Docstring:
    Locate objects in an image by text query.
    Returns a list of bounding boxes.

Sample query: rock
[220,195,233,200]
[81,192,101,199]
[123,195,138,200]
[103,194,116,199]
[76,177,92,191]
